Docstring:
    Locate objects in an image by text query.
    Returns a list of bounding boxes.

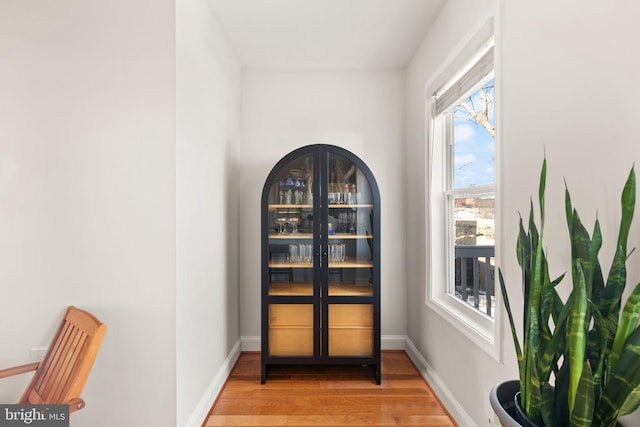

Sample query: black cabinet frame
[261,144,381,384]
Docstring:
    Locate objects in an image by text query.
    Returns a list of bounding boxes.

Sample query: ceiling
[209,0,446,69]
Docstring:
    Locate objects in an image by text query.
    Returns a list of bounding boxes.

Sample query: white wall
[501,3,640,424]
[406,0,640,425]
[176,0,241,425]
[0,1,176,426]
[239,68,406,341]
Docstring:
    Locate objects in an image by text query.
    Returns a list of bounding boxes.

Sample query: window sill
[426,291,500,360]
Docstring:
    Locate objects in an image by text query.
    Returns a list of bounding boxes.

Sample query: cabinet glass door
[265,153,315,297]
[325,152,375,297]
[324,152,377,358]
[264,151,317,357]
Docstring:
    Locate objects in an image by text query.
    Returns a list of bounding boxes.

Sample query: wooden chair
[0,306,106,413]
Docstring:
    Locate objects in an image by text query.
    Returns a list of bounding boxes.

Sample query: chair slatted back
[19,306,106,410]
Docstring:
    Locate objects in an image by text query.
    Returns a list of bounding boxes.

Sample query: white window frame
[425,16,502,360]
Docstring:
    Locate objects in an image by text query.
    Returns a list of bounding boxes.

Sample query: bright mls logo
[0,405,68,427]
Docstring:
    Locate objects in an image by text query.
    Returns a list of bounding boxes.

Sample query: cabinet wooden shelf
[267,203,374,210]
[268,204,313,210]
[329,233,374,239]
[269,261,313,268]
[268,282,372,297]
[328,204,374,209]
[269,282,314,296]
[268,233,313,239]
[268,233,373,240]
[328,283,373,296]
[269,260,373,269]
[262,144,380,384]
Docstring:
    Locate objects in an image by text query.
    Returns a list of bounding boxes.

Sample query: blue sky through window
[453,78,495,189]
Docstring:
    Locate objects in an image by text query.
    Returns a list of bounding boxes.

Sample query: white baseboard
[381,334,407,350]
[184,339,241,427]
[404,338,477,427]
[240,335,260,352]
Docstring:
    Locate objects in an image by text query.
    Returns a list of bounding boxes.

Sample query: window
[446,73,495,317]
[427,31,497,355]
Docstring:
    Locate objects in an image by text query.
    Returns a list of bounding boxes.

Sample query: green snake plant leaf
[595,326,640,426]
[608,280,640,417]
[499,269,523,364]
[517,214,531,325]
[601,167,635,319]
[568,260,588,414]
[570,362,595,427]
[522,161,549,421]
[517,214,530,272]
[556,362,571,426]
[565,177,573,236]
[569,208,595,298]
[515,214,532,407]
[620,385,640,417]
[618,166,636,255]
[590,219,605,313]
[525,305,542,420]
[537,258,565,389]
[539,157,547,232]
[588,217,603,300]
[528,202,543,316]
[541,382,556,427]
[564,183,603,291]
[586,300,609,405]
[601,168,635,383]
[611,282,640,373]
[589,218,603,277]
[539,290,572,381]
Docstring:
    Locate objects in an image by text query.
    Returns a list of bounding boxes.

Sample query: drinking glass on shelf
[298,244,306,264]
[289,217,299,234]
[328,243,345,263]
[275,218,287,235]
[288,244,299,263]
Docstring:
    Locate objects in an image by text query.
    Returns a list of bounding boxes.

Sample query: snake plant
[499,158,640,426]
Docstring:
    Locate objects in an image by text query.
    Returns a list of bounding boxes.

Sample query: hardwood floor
[203,351,456,427]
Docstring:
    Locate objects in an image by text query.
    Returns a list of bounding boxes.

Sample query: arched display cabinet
[261,144,381,384]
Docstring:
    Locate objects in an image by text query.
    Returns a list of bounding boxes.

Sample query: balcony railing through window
[454,245,495,317]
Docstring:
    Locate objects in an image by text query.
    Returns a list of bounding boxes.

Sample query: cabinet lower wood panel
[269,327,314,356]
[328,327,373,356]
[269,304,314,356]
[328,304,373,357]
[329,304,373,326]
